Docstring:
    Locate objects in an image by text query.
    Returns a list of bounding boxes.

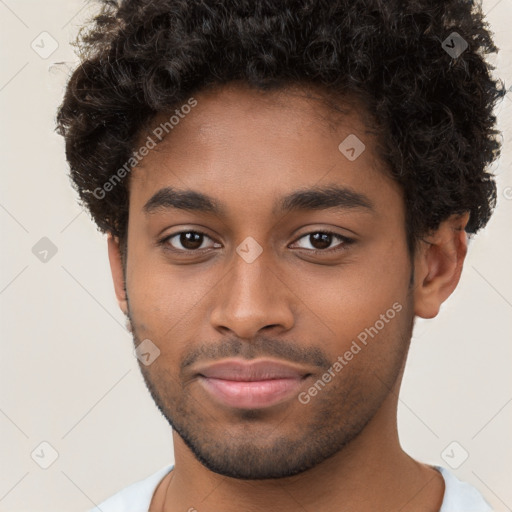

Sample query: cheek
[126,254,216,340]
[293,246,410,344]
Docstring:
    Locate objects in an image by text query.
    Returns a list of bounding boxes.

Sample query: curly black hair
[56,0,505,255]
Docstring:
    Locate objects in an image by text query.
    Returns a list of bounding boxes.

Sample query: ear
[107,233,128,317]
[413,212,470,319]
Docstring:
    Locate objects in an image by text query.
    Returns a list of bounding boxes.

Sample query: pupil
[311,232,331,250]
[181,232,203,250]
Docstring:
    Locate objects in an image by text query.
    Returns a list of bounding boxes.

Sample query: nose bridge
[231,248,272,301]
[209,243,294,337]
[225,246,277,314]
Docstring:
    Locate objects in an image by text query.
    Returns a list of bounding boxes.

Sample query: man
[56,0,504,510]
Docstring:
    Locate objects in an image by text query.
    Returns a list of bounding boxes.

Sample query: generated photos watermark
[298,301,403,404]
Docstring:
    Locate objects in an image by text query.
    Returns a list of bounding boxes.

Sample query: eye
[160,230,220,252]
[159,229,354,255]
[291,230,354,253]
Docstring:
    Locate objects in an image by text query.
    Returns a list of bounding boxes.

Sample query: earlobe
[107,233,128,317]
[413,212,470,319]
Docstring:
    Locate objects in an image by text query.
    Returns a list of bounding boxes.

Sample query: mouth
[198,376,309,409]
[195,358,311,409]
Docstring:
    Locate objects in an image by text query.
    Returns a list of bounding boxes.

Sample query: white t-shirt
[87,464,493,512]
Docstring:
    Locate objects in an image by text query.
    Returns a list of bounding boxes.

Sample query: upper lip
[196,359,310,381]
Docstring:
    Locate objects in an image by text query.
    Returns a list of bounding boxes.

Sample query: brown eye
[178,232,204,250]
[293,231,351,252]
[309,232,333,250]
[163,231,218,252]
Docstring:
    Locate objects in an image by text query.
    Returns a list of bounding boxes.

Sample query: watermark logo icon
[134,339,161,366]
[441,441,469,469]
[31,32,59,59]
[31,441,59,469]
[442,32,468,59]
[236,236,263,263]
[32,237,58,263]
[338,134,366,161]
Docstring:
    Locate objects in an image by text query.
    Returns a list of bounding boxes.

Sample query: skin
[107,81,469,512]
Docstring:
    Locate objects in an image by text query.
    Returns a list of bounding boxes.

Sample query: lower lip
[198,376,305,409]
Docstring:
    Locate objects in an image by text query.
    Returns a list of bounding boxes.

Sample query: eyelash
[158,229,355,255]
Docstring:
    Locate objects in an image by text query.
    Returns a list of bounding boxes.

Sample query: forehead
[128,82,399,218]
[138,82,373,151]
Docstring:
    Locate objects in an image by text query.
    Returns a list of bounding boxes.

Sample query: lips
[197,359,308,381]
[195,359,310,409]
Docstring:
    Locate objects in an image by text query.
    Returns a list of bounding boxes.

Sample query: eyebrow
[143,184,375,216]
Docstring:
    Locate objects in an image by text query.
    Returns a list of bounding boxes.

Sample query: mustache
[180,335,331,373]
[126,304,332,373]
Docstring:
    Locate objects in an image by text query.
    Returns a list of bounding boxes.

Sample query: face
[121,82,415,479]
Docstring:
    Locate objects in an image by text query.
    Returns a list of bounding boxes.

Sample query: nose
[209,249,295,340]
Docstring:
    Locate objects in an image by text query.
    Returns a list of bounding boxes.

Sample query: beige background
[0,1,511,510]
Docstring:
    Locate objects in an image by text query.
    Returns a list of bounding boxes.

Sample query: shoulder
[86,464,174,512]
[436,466,493,512]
